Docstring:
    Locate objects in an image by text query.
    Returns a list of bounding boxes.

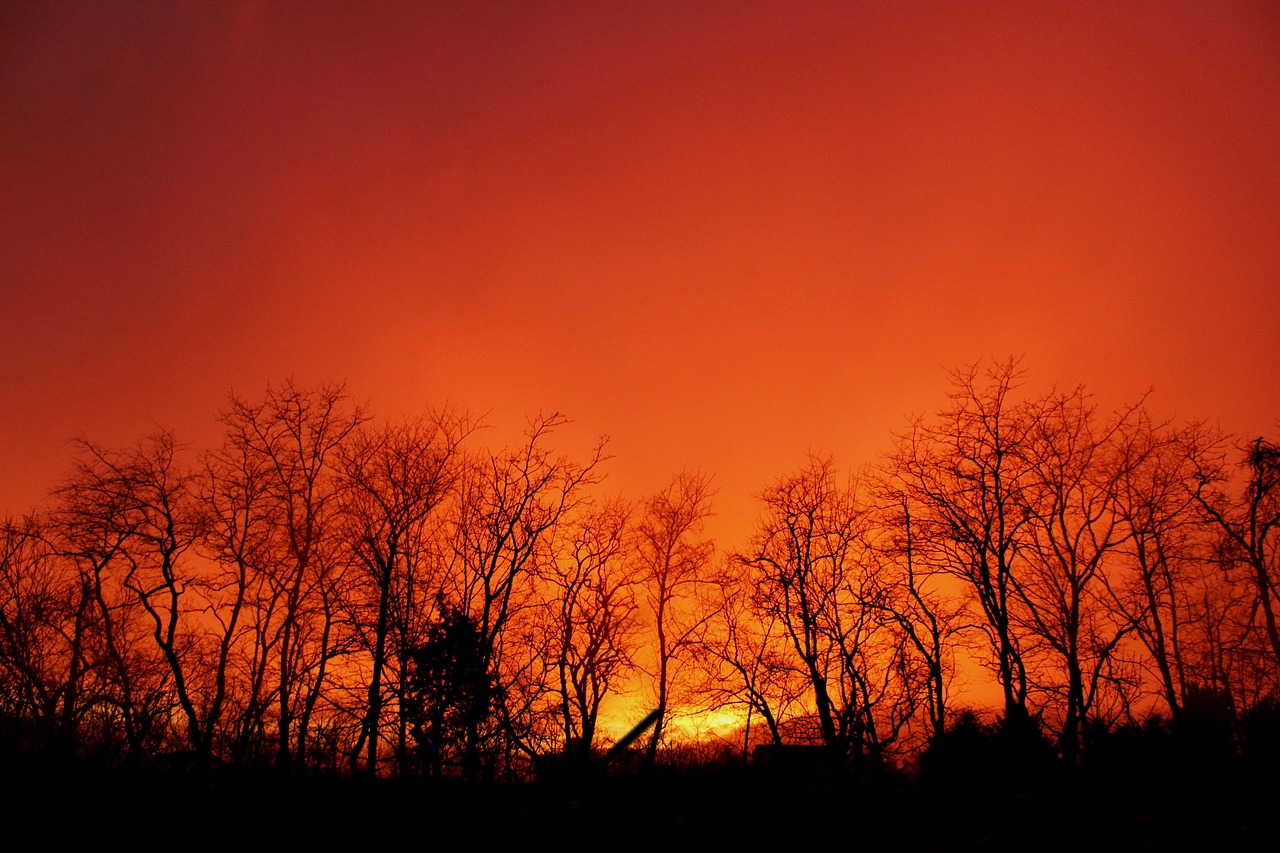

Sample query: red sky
[2,0,1278,546]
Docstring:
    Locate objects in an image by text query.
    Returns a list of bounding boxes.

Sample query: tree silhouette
[1194,436,1280,668]
[696,562,800,755]
[1106,414,1208,724]
[48,440,179,765]
[547,498,640,762]
[403,602,501,779]
[736,456,921,765]
[869,486,970,746]
[1014,387,1144,764]
[445,414,606,776]
[4,360,1279,834]
[0,516,73,755]
[635,470,715,764]
[215,381,367,773]
[887,360,1038,726]
[338,410,472,777]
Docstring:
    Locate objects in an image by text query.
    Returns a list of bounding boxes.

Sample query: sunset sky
[2,1,1278,547]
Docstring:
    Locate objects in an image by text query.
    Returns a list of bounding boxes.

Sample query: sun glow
[669,709,749,743]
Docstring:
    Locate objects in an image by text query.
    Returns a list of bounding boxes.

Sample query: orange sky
[2,1,1278,547]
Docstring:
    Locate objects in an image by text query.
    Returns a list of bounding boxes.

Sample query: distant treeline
[1,359,1277,782]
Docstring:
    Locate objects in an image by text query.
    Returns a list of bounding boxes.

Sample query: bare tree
[1192,434,1280,672]
[0,515,76,753]
[546,498,640,761]
[62,434,221,765]
[48,443,180,765]
[1106,415,1212,723]
[216,380,367,773]
[737,456,921,765]
[887,359,1039,727]
[635,469,715,764]
[1014,390,1144,764]
[338,410,472,776]
[201,417,287,767]
[869,486,972,745]
[444,413,607,778]
[695,560,805,755]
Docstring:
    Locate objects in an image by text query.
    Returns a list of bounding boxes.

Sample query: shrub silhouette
[402,603,501,779]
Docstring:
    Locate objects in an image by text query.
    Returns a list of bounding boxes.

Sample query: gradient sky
[3,1,1278,547]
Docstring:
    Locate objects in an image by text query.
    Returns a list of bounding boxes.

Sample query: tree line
[1,360,1276,780]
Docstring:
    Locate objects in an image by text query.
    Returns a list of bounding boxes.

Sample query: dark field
[6,754,1272,851]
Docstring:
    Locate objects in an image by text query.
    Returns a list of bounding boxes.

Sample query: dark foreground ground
[2,756,1273,850]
